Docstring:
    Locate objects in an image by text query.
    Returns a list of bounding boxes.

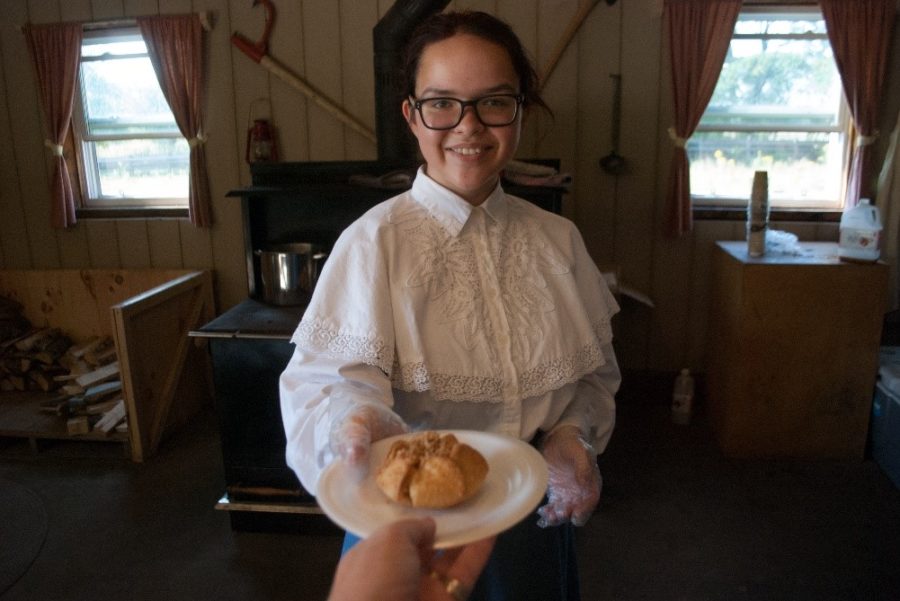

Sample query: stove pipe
[373,0,450,162]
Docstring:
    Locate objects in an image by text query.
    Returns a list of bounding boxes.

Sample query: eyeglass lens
[417,95,520,129]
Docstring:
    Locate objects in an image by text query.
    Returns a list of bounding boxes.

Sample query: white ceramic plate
[316,430,549,549]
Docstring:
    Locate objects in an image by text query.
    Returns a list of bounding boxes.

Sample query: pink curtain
[138,14,211,227]
[24,23,82,229]
[664,0,742,237]
[820,0,895,208]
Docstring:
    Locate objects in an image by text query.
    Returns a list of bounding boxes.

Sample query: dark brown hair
[401,11,551,116]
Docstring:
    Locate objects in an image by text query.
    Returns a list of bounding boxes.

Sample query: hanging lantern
[246,98,279,164]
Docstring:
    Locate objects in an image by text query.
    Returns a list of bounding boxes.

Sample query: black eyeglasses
[411,94,525,130]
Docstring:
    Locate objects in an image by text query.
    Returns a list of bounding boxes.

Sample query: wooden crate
[0,269,216,461]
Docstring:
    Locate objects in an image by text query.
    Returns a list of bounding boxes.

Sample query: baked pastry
[376,432,489,508]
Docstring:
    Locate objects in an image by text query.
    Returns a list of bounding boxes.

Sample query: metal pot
[255,243,328,306]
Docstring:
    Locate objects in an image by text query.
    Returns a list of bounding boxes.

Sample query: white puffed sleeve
[278,212,398,495]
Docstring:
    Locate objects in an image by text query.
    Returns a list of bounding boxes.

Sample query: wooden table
[706,241,888,458]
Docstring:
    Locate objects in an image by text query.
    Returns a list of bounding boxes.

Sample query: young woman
[280,11,620,600]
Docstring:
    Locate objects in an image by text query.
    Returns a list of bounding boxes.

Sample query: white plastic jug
[839,198,882,262]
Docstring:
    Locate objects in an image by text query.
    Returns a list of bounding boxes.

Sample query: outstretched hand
[328,518,495,601]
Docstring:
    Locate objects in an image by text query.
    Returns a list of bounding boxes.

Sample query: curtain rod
[20,11,214,33]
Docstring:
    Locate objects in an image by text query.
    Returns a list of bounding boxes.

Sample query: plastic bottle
[671,368,694,425]
[838,198,882,262]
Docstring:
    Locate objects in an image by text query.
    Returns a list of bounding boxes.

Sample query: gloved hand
[536,425,602,528]
[329,399,408,476]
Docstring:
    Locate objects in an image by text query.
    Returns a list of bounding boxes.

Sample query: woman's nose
[455,105,484,132]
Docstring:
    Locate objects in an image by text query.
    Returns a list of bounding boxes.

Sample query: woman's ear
[402,99,415,129]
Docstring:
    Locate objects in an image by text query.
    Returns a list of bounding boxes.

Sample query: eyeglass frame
[410,93,526,130]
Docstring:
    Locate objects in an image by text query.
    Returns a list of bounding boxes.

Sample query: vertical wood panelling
[86,221,122,266]
[614,0,662,370]
[341,0,379,160]
[12,1,61,269]
[1,0,894,367]
[158,0,186,13]
[124,0,158,16]
[687,220,741,370]
[267,0,308,163]
[203,0,246,308]
[536,0,579,222]
[60,0,93,22]
[117,221,152,267]
[574,1,620,266]
[148,221,182,267]
[0,0,32,269]
[303,0,345,160]
[91,0,126,20]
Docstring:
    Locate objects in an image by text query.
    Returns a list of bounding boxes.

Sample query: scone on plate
[375,431,489,508]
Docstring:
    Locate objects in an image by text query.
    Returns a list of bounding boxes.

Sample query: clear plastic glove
[329,399,408,478]
[536,425,602,528]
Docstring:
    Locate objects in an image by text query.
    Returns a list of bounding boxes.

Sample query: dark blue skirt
[341,513,580,601]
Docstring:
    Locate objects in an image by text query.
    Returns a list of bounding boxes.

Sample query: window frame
[690,5,852,212]
[72,25,190,213]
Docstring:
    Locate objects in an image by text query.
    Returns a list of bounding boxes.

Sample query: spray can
[838,198,882,262]
[671,368,694,425]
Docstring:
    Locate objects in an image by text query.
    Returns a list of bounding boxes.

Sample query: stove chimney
[373,0,450,162]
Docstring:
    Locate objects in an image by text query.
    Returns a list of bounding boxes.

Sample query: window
[73,27,188,209]
[689,8,850,210]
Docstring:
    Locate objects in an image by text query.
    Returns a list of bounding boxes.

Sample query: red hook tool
[230,0,376,143]
[231,0,275,63]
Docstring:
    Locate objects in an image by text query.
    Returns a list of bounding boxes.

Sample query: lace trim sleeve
[292,319,393,375]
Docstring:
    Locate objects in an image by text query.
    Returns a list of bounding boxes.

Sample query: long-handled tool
[599,73,626,175]
[231,0,376,143]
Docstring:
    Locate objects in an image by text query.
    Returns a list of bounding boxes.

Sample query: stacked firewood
[0,295,127,435]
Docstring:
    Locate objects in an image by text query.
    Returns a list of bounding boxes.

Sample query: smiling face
[402,33,522,206]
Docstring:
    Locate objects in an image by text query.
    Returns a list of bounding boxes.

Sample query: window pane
[735,13,827,35]
[688,131,844,206]
[92,138,189,199]
[82,35,146,58]
[705,38,842,128]
[80,34,179,137]
[692,10,848,208]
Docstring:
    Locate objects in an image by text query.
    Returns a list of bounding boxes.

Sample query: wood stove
[192,160,564,531]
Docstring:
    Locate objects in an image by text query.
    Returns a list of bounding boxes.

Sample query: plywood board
[0,269,195,342]
[113,270,214,460]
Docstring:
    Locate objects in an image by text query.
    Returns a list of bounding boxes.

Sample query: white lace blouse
[279,168,621,494]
